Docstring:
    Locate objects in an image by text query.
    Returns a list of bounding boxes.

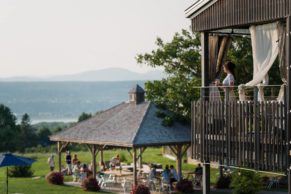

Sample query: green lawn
[0,148,220,194]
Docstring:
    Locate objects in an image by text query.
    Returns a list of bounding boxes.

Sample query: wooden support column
[201,32,210,99]
[201,31,211,194]
[169,145,189,181]
[57,142,62,173]
[176,145,183,181]
[286,15,291,194]
[139,148,143,168]
[100,147,104,165]
[203,162,210,194]
[57,141,68,173]
[133,148,138,185]
[87,144,100,179]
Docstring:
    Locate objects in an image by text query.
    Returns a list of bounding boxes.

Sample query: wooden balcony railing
[192,86,287,172]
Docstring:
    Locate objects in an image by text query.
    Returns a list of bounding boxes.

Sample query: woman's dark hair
[224,61,236,79]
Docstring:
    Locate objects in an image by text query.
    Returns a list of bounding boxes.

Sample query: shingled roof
[50,101,190,147]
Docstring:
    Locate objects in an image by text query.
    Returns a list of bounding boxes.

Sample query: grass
[0,147,223,194]
[0,148,287,194]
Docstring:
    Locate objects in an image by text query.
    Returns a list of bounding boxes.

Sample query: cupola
[128,84,145,104]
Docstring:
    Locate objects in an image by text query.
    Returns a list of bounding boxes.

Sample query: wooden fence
[192,100,287,172]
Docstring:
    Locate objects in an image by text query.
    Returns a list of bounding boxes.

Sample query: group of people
[148,164,178,189]
[47,151,95,182]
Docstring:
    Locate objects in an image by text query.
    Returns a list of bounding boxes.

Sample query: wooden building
[186,0,291,194]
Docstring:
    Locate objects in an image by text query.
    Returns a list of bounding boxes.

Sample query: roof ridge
[132,101,152,146]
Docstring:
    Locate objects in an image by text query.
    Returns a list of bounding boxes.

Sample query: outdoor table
[103,170,133,183]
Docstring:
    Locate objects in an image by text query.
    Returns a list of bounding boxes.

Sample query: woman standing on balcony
[216,61,236,101]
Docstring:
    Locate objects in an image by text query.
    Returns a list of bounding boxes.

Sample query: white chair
[100,174,116,189]
[96,174,103,187]
[121,178,132,194]
[267,177,279,190]
[161,177,171,192]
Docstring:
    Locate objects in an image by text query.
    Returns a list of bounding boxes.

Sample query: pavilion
[50,85,191,184]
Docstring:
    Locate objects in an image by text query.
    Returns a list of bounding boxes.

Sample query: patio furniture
[121,178,133,194]
[100,174,116,189]
[161,177,171,192]
[267,177,280,190]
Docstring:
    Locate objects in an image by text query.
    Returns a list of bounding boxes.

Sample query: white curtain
[246,23,279,86]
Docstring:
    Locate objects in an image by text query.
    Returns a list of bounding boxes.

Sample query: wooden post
[201,32,209,89]
[57,142,62,173]
[201,31,211,194]
[100,148,104,165]
[133,148,137,185]
[203,162,210,194]
[286,15,291,194]
[87,144,99,179]
[92,145,97,179]
[176,145,183,181]
[139,148,143,168]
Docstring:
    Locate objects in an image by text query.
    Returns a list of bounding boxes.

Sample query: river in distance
[0,81,145,124]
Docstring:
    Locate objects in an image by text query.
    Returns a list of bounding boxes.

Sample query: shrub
[81,177,100,191]
[175,179,194,194]
[231,170,261,194]
[46,172,64,185]
[131,184,151,194]
[215,175,232,189]
[8,166,34,177]
[261,176,269,187]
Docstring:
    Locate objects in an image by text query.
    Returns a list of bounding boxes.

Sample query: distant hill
[0,68,166,81]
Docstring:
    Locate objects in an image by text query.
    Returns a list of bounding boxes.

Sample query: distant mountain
[0,68,166,81]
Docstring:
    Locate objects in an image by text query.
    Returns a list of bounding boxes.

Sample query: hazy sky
[0,0,194,77]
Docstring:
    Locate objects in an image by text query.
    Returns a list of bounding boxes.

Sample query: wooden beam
[86,144,100,179]
[127,148,133,158]
[136,147,147,160]
[176,145,183,181]
[57,141,68,173]
[286,15,291,194]
[168,146,178,156]
[203,162,211,194]
[201,32,210,100]
[133,148,137,185]
[182,144,190,156]
[138,147,146,168]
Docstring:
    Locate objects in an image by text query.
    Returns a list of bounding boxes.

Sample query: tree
[136,30,202,123]
[0,104,18,151]
[78,112,92,122]
[37,127,52,146]
[18,113,38,151]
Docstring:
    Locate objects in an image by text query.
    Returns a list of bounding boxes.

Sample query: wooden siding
[192,100,287,172]
[191,0,291,32]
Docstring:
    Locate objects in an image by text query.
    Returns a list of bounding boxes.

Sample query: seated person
[110,154,120,169]
[72,161,81,182]
[170,165,178,183]
[194,164,203,176]
[148,164,157,180]
[79,163,88,182]
[193,163,203,186]
[161,165,171,183]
